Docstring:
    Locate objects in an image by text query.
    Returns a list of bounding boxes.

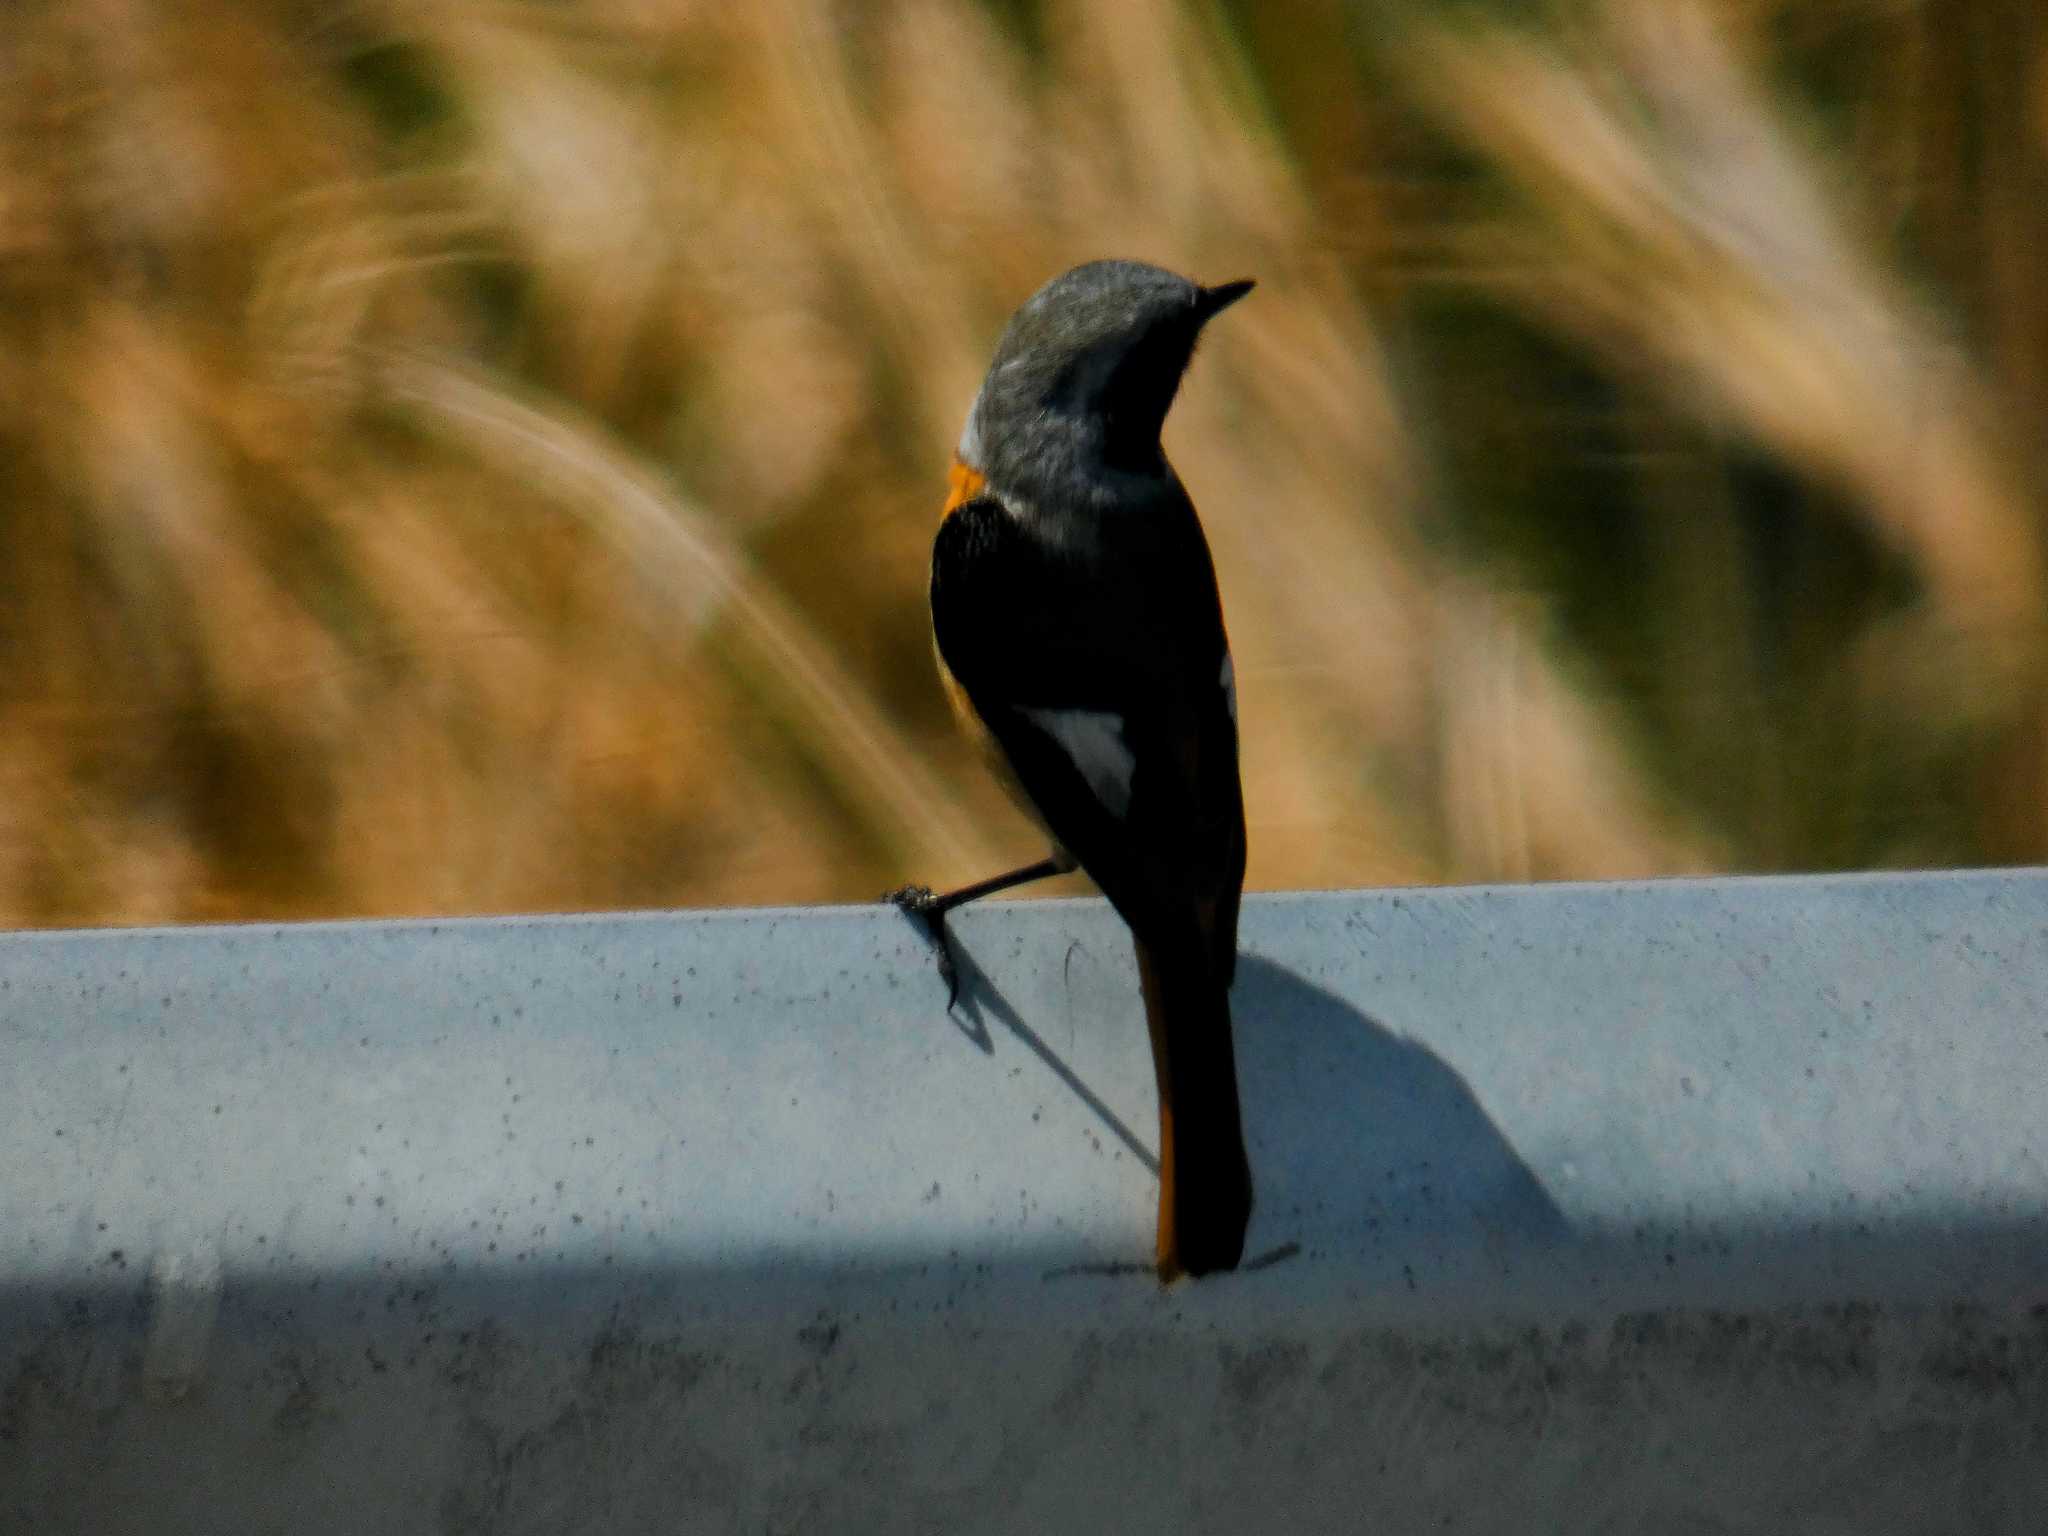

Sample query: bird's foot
[881,884,963,1009]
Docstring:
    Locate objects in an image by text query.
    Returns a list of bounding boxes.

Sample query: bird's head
[960,260,1254,504]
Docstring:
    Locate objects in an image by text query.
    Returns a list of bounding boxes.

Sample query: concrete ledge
[5,872,2047,1531]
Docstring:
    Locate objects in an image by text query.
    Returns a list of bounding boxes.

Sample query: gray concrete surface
[3,871,2046,1532]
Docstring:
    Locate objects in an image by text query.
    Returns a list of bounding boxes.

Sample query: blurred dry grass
[2,0,2044,927]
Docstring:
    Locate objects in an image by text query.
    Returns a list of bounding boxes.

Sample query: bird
[887,259,1255,1280]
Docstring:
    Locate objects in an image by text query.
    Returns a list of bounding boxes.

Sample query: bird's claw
[881,885,963,1009]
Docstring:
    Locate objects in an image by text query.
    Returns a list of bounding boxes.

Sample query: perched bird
[889,259,1255,1280]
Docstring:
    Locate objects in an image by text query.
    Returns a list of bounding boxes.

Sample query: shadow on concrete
[926,931,1571,1269]
[6,1249,2048,1536]
[1231,954,1572,1262]
[946,939,1160,1175]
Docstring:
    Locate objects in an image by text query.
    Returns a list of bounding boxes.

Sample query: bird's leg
[890,855,1072,918]
[884,854,1072,1007]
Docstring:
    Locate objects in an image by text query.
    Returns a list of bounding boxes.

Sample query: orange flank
[942,455,986,518]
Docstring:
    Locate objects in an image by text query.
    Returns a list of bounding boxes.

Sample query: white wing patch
[1220,651,1237,725]
[1020,706,1135,819]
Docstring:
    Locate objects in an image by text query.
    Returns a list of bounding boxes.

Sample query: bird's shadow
[943,940,1160,1175]
[1229,954,1570,1259]
[906,911,1568,1267]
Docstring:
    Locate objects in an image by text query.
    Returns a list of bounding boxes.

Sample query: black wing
[931,492,1245,973]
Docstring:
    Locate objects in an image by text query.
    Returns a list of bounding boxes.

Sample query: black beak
[1195,278,1256,321]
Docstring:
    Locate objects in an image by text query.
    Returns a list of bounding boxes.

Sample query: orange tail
[1134,928,1253,1280]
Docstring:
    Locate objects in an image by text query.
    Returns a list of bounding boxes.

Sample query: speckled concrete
[5,872,2047,1531]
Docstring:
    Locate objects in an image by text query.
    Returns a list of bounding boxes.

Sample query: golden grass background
[3,0,2045,927]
